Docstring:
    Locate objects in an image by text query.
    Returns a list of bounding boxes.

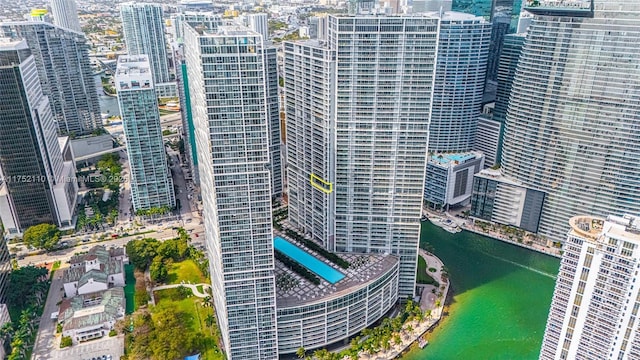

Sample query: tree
[60,336,73,348]
[149,256,168,283]
[205,314,215,328]
[23,223,60,250]
[126,238,160,270]
[7,265,48,313]
[296,346,306,358]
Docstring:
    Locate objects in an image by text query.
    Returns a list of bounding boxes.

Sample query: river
[405,222,560,359]
[94,74,120,116]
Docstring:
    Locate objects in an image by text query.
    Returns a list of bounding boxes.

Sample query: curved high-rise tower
[501,0,640,244]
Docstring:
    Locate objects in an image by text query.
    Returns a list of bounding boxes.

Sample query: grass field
[166,259,208,285]
[416,255,439,286]
[154,288,223,359]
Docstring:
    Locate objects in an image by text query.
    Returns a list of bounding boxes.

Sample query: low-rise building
[470,168,546,233]
[58,288,125,344]
[423,152,484,210]
[63,246,127,297]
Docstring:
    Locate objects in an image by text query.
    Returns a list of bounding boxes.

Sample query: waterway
[94,74,120,116]
[405,222,560,360]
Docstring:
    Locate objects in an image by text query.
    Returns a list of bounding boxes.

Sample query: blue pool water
[273,237,345,284]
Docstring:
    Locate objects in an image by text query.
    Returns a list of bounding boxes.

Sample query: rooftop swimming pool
[273,237,345,284]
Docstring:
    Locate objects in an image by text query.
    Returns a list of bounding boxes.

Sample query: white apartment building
[541,214,640,360]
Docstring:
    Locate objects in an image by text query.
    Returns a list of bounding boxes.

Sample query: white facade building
[115,55,175,212]
[285,14,439,298]
[50,0,82,33]
[0,22,102,135]
[183,22,278,360]
[541,214,640,360]
[120,3,174,95]
[245,13,268,40]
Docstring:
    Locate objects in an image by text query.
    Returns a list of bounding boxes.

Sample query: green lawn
[196,284,204,294]
[416,255,439,286]
[154,289,224,359]
[124,264,136,314]
[166,259,208,285]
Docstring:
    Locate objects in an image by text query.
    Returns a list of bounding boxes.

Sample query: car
[102,355,107,360]
[194,233,199,238]
[82,246,89,249]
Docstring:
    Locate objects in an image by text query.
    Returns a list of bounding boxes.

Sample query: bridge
[74,146,126,161]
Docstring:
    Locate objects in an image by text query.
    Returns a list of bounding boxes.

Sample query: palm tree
[205,314,215,328]
[296,346,306,359]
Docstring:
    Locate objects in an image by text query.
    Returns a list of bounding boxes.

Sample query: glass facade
[183,22,278,360]
[0,22,101,136]
[501,0,640,244]
[116,56,175,212]
[0,42,62,231]
[120,3,171,85]
[428,14,492,153]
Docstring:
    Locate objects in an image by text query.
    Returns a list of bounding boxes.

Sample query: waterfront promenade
[358,251,450,360]
[424,209,562,259]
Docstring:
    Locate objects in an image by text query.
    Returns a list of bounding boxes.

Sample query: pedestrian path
[152,283,211,298]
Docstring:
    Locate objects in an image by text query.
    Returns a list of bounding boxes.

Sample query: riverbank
[462,224,561,259]
[404,222,560,359]
[357,251,450,360]
[423,209,561,259]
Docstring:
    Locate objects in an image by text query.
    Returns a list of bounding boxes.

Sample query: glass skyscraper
[183,21,278,359]
[120,3,173,96]
[501,0,640,244]
[0,40,77,235]
[115,56,175,212]
[428,12,491,152]
[0,22,101,135]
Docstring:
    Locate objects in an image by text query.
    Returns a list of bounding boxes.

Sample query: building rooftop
[0,38,26,51]
[523,0,593,17]
[274,236,399,308]
[115,55,152,91]
[59,288,125,331]
[429,152,481,167]
[570,214,640,245]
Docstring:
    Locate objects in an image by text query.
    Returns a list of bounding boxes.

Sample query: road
[32,269,64,360]
[16,222,204,267]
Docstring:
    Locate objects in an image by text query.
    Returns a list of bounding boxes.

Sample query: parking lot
[39,336,124,360]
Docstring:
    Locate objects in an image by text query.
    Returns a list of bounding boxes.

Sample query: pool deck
[273,230,398,308]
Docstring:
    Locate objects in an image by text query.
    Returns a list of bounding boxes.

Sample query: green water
[405,222,560,360]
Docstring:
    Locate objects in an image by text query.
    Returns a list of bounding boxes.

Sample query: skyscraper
[264,46,283,199]
[50,0,82,33]
[500,0,640,245]
[285,14,440,297]
[245,13,268,40]
[0,21,101,135]
[540,214,640,360]
[115,55,175,212]
[0,39,77,236]
[183,22,278,359]
[120,2,173,96]
[428,12,491,152]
